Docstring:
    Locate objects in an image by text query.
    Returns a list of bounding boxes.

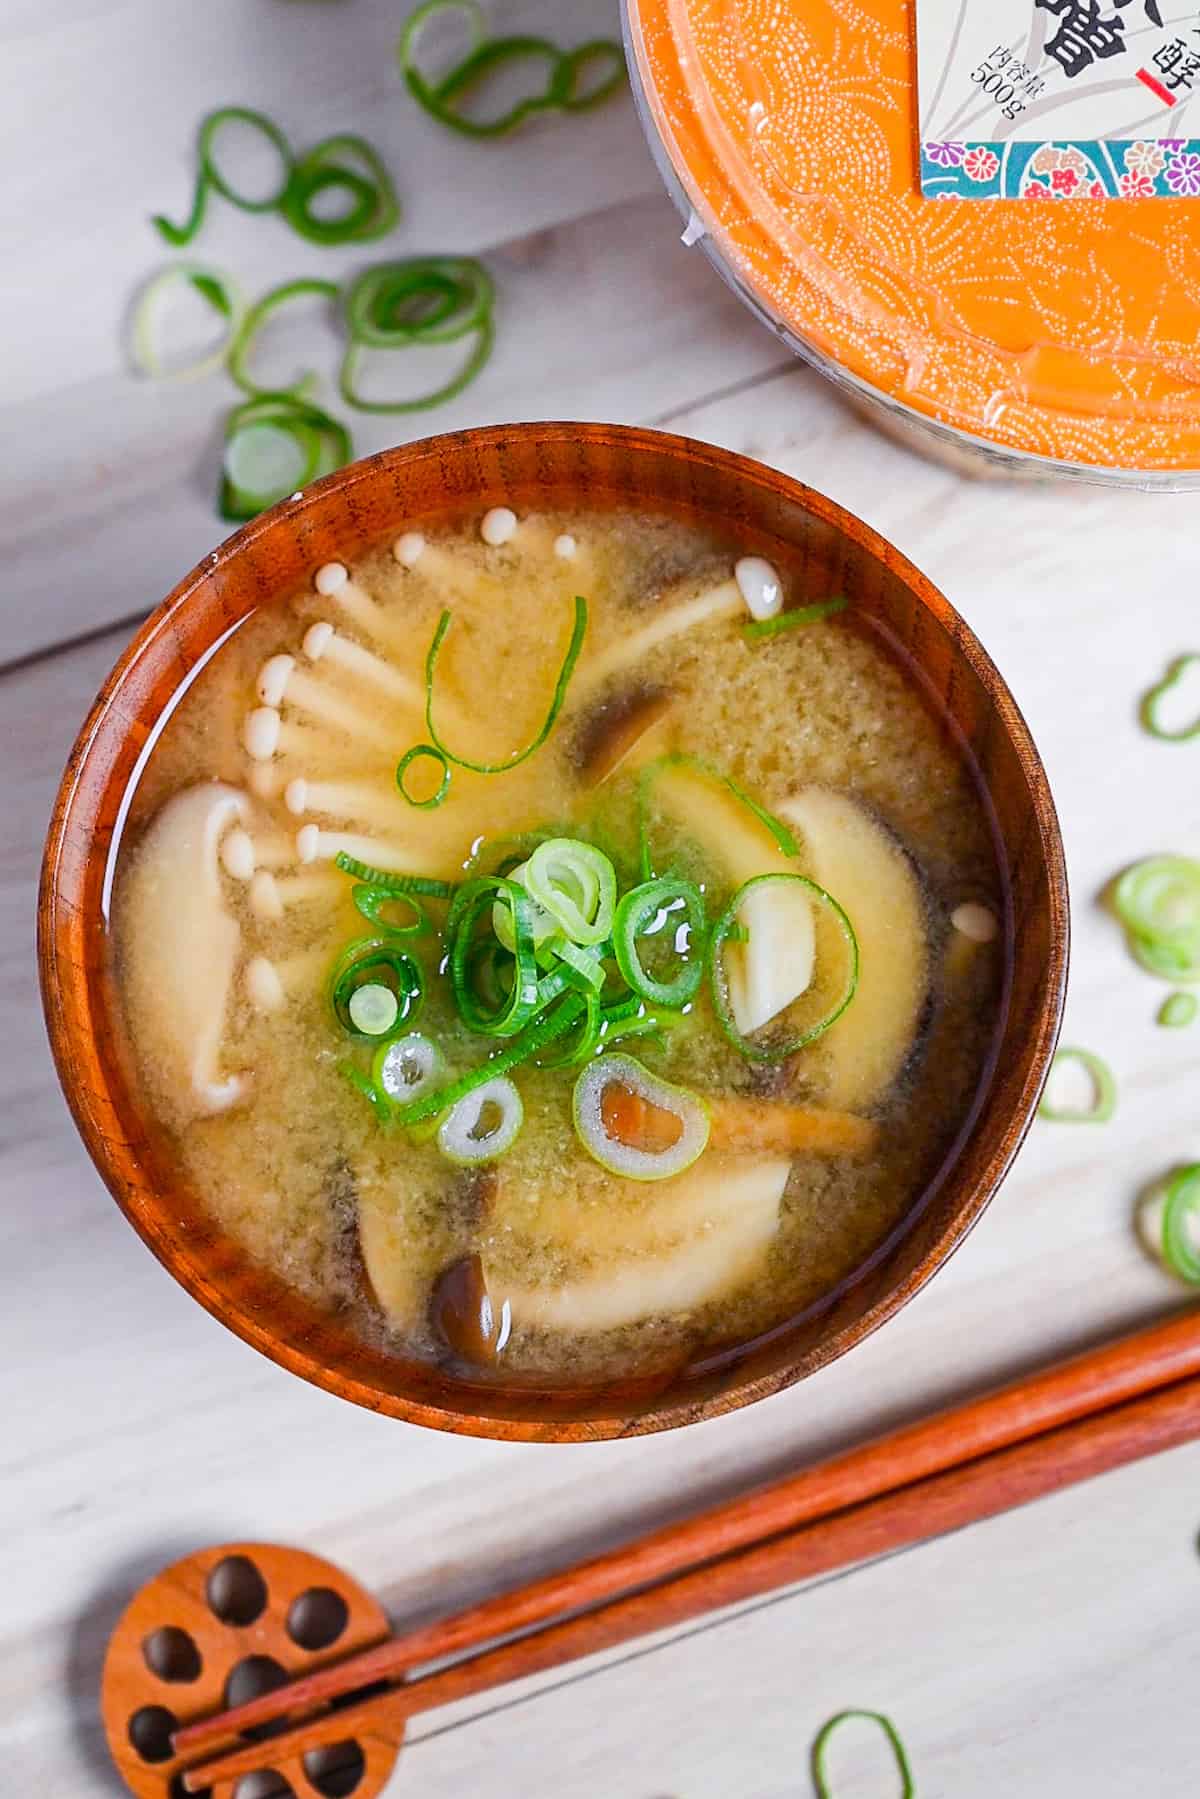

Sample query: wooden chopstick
[174,1306,1200,1766]
[182,1363,1200,1792]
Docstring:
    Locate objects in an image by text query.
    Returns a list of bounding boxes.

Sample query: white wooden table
[5,4,1200,1793]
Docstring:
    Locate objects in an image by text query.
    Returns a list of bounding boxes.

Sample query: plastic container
[623,0,1200,488]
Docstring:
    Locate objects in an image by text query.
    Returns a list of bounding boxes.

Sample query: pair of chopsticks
[175,1306,1200,1791]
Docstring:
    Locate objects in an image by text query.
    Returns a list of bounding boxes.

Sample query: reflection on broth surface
[111,509,1007,1385]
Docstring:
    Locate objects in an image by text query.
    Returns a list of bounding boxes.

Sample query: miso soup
[111,508,1007,1384]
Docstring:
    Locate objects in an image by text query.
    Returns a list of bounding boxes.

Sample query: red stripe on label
[1136,67,1176,106]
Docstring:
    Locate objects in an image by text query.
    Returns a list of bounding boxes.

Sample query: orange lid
[627,0,1200,473]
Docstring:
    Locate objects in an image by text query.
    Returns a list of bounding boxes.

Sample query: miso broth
[111,509,1007,1384]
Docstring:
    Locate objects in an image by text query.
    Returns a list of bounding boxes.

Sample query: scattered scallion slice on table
[219,390,351,522]
[810,1710,914,1799]
[338,256,496,413]
[1158,990,1198,1028]
[1140,653,1200,742]
[1111,854,1200,983]
[1162,1164,1200,1282]
[153,106,295,246]
[1037,1047,1117,1123]
[228,277,340,398]
[153,108,400,248]
[131,264,244,381]
[398,0,624,138]
[280,133,401,245]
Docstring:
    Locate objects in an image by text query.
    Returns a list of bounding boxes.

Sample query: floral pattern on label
[920,138,1200,196]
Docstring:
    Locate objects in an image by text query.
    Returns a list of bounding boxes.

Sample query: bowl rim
[38,421,1069,1440]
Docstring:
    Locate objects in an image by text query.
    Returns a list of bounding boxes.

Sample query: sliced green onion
[600,1008,670,1052]
[709,874,858,1062]
[391,992,586,1126]
[524,839,616,947]
[637,752,799,881]
[339,256,494,414]
[154,106,294,246]
[344,257,493,345]
[613,876,705,1008]
[219,391,351,522]
[398,0,624,138]
[224,421,313,498]
[421,594,588,775]
[1140,654,1200,742]
[397,743,451,808]
[373,1031,446,1103]
[449,876,543,1037]
[558,41,627,110]
[551,935,608,993]
[339,1060,389,1117]
[229,277,339,398]
[1113,855,1200,982]
[437,1075,523,1163]
[330,937,423,1038]
[334,851,455,897]
[742,596,847,642]
[281,133,400,245]
[352,884,429,936]
[131,263,243,382]
[811,1710,914,1799]
[573,1053,709,1181]
[491,862,558,957]
[540,990,603,1069]
[1037,1047,1117,1123]
[1162,1164,1200,1282]
[1159,991,1198,1028]
[348,982,400,1036]
[339,314,493,415]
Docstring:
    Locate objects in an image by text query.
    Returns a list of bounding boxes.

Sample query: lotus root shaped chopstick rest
[101,1542,405,1799]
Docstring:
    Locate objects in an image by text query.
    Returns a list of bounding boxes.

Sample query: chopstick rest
[101,1541,403,1799]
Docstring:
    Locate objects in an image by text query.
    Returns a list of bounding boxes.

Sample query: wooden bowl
[38,423,1068,1441]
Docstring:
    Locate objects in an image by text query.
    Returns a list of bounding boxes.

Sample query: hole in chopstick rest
[128,1704,177,1764]
[233,1773,296,1799]
[303,1740,367,1797]
[287,1586,350,1652]
[142,1624,203,1683]
[224,1655,292,1740]
[207,1554,269,1626]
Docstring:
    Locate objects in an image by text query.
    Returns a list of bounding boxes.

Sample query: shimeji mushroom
[574,576,743,696]
[116,783,253,1121]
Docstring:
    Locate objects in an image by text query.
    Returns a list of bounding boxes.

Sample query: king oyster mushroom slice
[489,1158,790,1335]
[116,782,252,1122]
[776,789,929,1111]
